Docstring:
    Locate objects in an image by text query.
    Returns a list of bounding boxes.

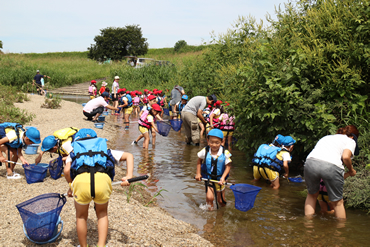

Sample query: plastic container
[23,164,48,184]
[82,103,87,107]
[170,119,183,132]
[163,108,170,116]
[157,121,171,137]
[230,184,262,212]
[23,216,63,244]
[94,123,104,129]
[24,126,37,130]
[288,177,304,183]
[49,157,63,180]
[24,144,40,155]
[98,116,106,122]
[102,111,109,116]
[16,193,66,243]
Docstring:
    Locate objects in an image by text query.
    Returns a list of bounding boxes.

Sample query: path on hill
[48,78,106,95]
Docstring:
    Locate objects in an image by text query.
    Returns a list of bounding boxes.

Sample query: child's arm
[195,158,203,181]
[283,160,289,177]
[219,163,231,185]
[150,121,159,133]
[155,114,163,121]
[17,147,29,165]
[0,137,10,162]
[64,160,73,197]
[120,152,134,186]
[209,113,216,128]
[34,151,44,165]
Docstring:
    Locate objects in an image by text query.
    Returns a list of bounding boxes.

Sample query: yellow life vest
[53,127,79,155]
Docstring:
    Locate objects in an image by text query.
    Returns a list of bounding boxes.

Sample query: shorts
[206,123,213,131]
[124,107,133,115]
[253,166,279,182]
[206,182,225,192]
[222,130,234,137]
[304,158,344,202]
[71,172,112,205]
[111,93,118,101]
[139,126,149,134]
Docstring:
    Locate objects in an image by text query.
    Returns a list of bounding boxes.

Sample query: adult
[181,95,217,145]
[304,125,359,219]
[111,76,120,115]
[170,85,185,117]
[33,70,50,95]
[83,92,118,122]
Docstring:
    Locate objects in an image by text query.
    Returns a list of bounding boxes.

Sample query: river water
[64,95,370,246]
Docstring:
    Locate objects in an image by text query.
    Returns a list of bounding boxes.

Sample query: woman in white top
[304,125,359,219]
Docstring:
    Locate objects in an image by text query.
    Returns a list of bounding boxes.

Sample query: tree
[174,40,187,52]
[0,40,3,49]
[88,25,148,61]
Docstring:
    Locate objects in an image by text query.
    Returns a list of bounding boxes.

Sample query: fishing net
[157,121,171,136]
[170,119,183,132]
[230,184,261,212]
[16,193,67,242]
[49,156,63,180]
[23,164,48,184]
[163,108,170,116]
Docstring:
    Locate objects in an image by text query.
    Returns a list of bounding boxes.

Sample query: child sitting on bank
[64,129,134,247]
[195,129,232,210]
[88,80,97,99]
[252,135,295,189]
[135,103,162,149]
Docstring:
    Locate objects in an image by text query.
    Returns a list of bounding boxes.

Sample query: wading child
[218,105,235,146]
[88,80,97,99]
[135,104,161,149]
[0,124,41,179]
[252,135,295,189]
[195,129,232,210]
[173,95,188,119]
[64,129,134,247]
[118,91,134,130]
[133,92,141,115]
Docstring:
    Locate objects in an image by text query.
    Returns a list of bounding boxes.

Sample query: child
[0,124,41,178]
[118,91,134,130]
[88,80,97,99]
[133,92,141,115]
[99,81,108,96]
[64,129,134,247]
[206,101,222,134]
[195,129,232,210]
[218,106,235,146]
[136,104,161,149]
[252,135,295,189]
[173,95,188,119]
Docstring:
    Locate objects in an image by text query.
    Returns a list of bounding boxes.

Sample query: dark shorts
[111,94,118,101]
[83,106,104,120]
[304,158,344,202]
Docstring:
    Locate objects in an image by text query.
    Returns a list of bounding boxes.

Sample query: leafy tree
[0,40,3,49]
[174,40,187,52]
[88,25,148,61]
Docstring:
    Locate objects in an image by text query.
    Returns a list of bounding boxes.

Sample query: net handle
[6,160,23,165]
[198,177,235,186]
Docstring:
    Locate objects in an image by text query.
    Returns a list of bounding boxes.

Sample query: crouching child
[63,129,134,247]
[195,129,232,210]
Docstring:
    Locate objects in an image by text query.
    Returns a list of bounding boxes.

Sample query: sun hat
[151,104,162,112]
[114,76,120,80]
[282,136,296,146]
[274,134,285,145]
[101,92,110,98]
[182,95,188,100]
[148,95,156,101]
[25,127,41,144]
[41,136,58,152]
[36,70,40,73]
[102,81,107,86]
[208,129,224,139]
[91,80,97,84]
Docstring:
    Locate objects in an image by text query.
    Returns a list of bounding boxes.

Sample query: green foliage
[0,40,3,49]
[125,183,146,203]
[88,25,148,61]
[144,189,168,207]
[41,95,62,109]
[174,40,188,52]
[343,169,370,213]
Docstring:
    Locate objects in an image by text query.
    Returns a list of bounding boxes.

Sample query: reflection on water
[57,94,91,104]
[61,94,370,246]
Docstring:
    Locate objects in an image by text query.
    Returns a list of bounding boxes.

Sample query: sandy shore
[0,94,212,246]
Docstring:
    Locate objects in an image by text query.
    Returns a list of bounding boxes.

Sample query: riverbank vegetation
[0,0,369,212]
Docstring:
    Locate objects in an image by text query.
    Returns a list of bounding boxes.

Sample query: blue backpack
[252,144,284,173]
[0,122,25,148]
[70,135,116,198]
[120,94,133,108]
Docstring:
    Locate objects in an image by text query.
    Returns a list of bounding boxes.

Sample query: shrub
[41,95,62,109]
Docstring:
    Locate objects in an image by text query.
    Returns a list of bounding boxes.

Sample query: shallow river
[64,95,370,246]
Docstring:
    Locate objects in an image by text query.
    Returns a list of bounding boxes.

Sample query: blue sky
[1,0,288,53]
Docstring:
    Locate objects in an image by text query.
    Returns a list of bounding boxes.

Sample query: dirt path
[48,78,106,95]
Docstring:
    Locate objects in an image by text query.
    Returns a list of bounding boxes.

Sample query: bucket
[23,164,48,184]
[170,119,183,132]
[288,176,304,183]
[16,193,66,243]
[94,123,104,129]
[98,116,106,122]
[82,103,87,107]
[23,216,63,244]
[24,144,39,155]
[230,184,262,212]
[157,121,171,137]
[24,126,37,130]
[49,157,63,180]
[163,108,170,116]
[102,111,109,116]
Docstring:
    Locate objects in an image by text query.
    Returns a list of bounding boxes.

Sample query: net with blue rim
[163,108,170,116]
[23,164,48,184]
[16,193,67,242]
[230,184,262,212]
[49,156,63,179]
[157,121,171,136]
[169,119,183,132]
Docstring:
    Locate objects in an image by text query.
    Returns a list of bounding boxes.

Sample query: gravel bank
[0,94,213,247]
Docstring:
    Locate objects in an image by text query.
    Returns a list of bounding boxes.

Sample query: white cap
[36,70,40,72]
[114,76,120,79]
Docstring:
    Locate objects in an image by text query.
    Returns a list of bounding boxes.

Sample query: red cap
[151,103,162,112]
[148,95,156,101]
[148,91,152,94]
[126,91,130,94]
[122,88,126,91]
[91,80,97,84]
[131,92,136,97]
[158,90,162,94]
[144,89,148,92]
[153,88,158,92]
[138,91,142,95]
[117,89,124,94]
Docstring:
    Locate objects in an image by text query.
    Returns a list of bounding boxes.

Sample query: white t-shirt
[197,146,232,165]
[66,150,124,164]
[83,96,108,113]
[112,81,119,94]
[61,140,73,155]
[306,134,356,169]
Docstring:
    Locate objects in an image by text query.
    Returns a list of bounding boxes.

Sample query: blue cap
[282,136,296,146]
[182,95,188,100]
[74,128,97,141]
[25,127,41,144]
[208,129,224,139]
[41,136,58,151]
[274,134,285,145]
[101,92,109,98]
